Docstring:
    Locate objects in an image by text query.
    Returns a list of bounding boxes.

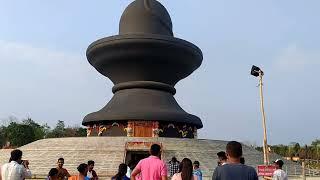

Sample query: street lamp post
[251,65,269,165]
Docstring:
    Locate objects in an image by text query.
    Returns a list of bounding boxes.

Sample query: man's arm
[22,161,32,178]
[65,169,71,177]
[272,174,279,180]
[130,167,141,180]
[23,168,32,178]
[131,160,142,180]
[93,170,98,180]
[161,162,168,180]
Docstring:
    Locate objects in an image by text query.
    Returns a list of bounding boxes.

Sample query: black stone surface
[83,0,203,128]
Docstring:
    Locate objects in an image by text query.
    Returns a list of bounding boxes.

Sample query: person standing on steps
[131,144,167,180]
[212,141,258,180]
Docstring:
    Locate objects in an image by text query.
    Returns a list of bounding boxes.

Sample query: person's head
[172,157,177,163]
[226,141,242,161]
[10,149,23,163]
[77,163,88,176]
[48,168,58,180]
[88,160,95,171]
[57,158,64,168]
[179,158,193,180]
[240,157,245,164]
[193,161,200,169]
[114,163,127,180]
[150,144,161,156]
[273,159,284,169]
[217,151,227,165]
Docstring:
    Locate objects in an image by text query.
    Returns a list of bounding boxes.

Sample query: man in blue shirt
[212,141,258,180]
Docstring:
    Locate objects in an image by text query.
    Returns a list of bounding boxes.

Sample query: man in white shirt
[1,149,32,180]
[272,159,288,180]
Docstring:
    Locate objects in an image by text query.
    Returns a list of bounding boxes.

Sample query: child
[193,161,202,180]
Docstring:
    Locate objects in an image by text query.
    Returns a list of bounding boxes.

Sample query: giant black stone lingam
[0,1,283,178]
[83,0,203,138]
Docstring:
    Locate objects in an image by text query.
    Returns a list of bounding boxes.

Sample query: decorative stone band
[86,121,197,138]
[112,81,176,94]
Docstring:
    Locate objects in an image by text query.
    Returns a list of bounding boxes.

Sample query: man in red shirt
[131,144,167,180]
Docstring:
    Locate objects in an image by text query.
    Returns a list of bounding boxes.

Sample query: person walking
[1,149,32,180]
[212,141,258,180]
[131,144,167,180]
[171,158,197,180]
[272,159,288,180]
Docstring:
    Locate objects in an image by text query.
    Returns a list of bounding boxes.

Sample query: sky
[0,0,319,146]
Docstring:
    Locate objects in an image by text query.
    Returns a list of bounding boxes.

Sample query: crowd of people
[0,141,288,180]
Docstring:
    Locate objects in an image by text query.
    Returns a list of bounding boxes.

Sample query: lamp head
[251,65,263,77]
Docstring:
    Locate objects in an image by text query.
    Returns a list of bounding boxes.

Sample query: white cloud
[0,40,90,79]
[273,44,320,72]
[0,40,111,126]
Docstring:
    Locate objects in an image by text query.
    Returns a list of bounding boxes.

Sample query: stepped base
[0,137,298,179]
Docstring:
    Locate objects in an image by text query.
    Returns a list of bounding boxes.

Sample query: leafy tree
[311,139,320,147]
[22,118,47,140]
[55,120,65,132]
[255,146,263,152]
[287,142,301,157]
[41,123,51,138]
[271,144,288,157]
[0,118,89,148]
[5,122,35,147]
[64,127,77,137]
[75,127,87,137]
[0,126,7,147]
[61,126,87,137]
[47,120,65,138]
[311,139,320,161]
[293,143,301,156]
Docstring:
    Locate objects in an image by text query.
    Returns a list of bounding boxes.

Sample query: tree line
[256,140,320,161]
[0,117,86,148]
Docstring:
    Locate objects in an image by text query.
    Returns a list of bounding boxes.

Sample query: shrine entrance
[124,142,163,167]
[125,150,149,170]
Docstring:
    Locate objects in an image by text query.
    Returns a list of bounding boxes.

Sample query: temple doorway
[125,151,149,169]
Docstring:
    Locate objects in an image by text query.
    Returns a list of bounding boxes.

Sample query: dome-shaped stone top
[119,0,173,36]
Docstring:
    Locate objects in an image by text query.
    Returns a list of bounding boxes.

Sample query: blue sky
[0,0,319,145]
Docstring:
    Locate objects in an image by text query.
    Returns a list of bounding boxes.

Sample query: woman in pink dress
[172,158,197,180]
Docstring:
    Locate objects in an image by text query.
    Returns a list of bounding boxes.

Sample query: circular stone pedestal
[0,137,300,179]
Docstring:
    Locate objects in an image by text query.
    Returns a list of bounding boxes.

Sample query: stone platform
[0,137,299,179]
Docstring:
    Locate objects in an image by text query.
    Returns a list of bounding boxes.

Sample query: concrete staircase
[0,137,301,179]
